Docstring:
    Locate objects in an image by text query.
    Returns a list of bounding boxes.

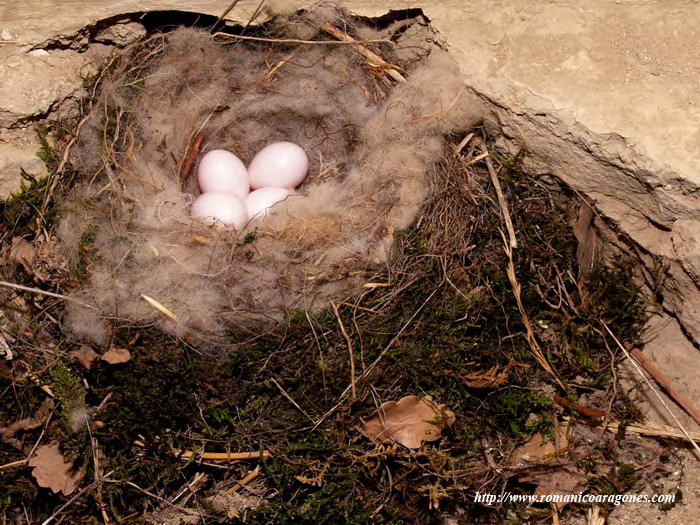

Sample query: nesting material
[59,9,484,343]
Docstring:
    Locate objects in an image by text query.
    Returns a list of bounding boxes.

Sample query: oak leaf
[28,443,82,495]
[360,395,455,449]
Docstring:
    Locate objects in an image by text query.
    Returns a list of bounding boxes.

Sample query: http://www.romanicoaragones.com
[474,491,677,506]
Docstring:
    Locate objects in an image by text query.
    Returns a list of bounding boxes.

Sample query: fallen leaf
[360,395,455,449]
[28,443,82,495]
[68,345,99,369]
[0,398,54,438]
[101,347,131,365]
[9,237,36,271]
[519,466,587,508]
[573,204,599,278]
[511,428,572,465]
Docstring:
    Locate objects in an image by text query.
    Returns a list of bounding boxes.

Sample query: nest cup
[58,7,484,344]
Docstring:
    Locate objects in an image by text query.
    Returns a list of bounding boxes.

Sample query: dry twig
[330,300,357,400]
[320,23,406,83]
[603,323,700,457]
[175,450,271,461]
[213,31,394,48]
[629,348,700,426]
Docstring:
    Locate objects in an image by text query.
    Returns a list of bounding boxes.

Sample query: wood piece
[175,450,271,461]
[603,420,700,442]
[226,466,260,494]
[630,348,700,426]
[178,132,206,191]
[320,23,406,83]
[553,395,606,420]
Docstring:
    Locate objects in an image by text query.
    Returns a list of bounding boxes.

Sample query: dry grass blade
[502,232,566,391]
[479,142,516,249]
[140,294,178,321]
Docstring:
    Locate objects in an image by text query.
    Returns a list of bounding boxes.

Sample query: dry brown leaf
[101,347,132,365]
[28,443,82,495]
[9,237,36,271]
[0,398,54,438]
[360,395,455,449]
[520,466,587,508]
[573,204,599,278]
[511,428,571,465]
[68,345,99,369]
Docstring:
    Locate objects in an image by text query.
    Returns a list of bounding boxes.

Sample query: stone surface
[0,45,110,128]
[0,127,48,199]
[94,20,146,46]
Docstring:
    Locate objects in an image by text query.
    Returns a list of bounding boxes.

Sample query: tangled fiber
[59,8,484,344]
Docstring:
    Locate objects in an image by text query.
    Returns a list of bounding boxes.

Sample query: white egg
[248,141,309,190]
[245,187,290,220]
[191,192,249,230]
[197,149,249,197]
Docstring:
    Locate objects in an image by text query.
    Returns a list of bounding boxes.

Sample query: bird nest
[57,6,483,344]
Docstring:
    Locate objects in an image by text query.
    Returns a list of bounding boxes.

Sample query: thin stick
[320,23,406,83]
[178,132,206,190]
[453,132,474,156]
[330,300,356,400]
[0,280,96,309]
[481,144,517,249]
[213,31,394,48]
[629,348,700,426]
[211,0,242,31]
[312,287,438,430]
[271,378,314,422]
[226,466,260,494]
[0,458,28,470]
[603,323,700,457]
[175,450,271,461]
[601,420,700,442]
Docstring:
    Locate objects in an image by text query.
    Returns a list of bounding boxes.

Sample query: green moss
[50,361,86,429]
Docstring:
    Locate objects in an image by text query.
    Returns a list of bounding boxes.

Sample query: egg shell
[248,141,309,190]
[191,192,249,230]
[245,187,290,220]
[197,149,250,197]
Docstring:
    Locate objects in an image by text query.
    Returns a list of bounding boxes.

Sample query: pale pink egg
[245,187,290,220]
[247,141,308,190]
[197,149,249,197]
[191,192,249,230]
